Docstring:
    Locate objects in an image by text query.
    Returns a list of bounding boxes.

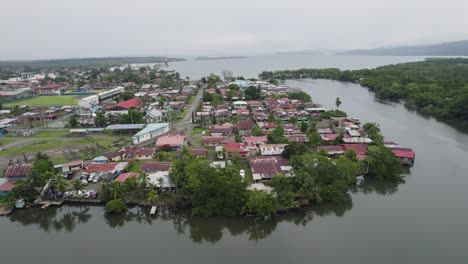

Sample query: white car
[92,176,101,183]
[87,175,95,183]
[240,170,245,178]
[81,179,88,186]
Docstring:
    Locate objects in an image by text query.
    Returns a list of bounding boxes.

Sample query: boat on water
[15,199,25,209]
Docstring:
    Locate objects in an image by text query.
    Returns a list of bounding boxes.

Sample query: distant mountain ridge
[340,40,468,56]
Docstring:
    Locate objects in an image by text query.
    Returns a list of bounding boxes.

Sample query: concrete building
[132,123,170,145]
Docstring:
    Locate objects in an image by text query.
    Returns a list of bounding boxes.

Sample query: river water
[2,55,468,263]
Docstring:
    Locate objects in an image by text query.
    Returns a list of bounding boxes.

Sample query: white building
[145,108,164,123]
[78,95,99,109]
[132,123,170,145]
[259,144,288,156]
[232,101,247,109]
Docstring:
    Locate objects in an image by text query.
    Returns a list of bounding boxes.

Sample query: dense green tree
[244,190,279,218]
[269,174,297,208]
[365,145,403,181]
[288,91,311,102]
[69,115,78,128]
[121,108,144,124]
[244,86,261,100]
[281,141,307,159]
[94,111,106,127]
[104,199,128,214]
[187,160,247,216]
[252,126,263,136]
[267,126,288,144]
[363,122,384,145]
[308,131,321,147]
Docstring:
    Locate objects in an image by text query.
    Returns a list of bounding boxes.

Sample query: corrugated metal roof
[105,124,145,130]
[4,164,32,178]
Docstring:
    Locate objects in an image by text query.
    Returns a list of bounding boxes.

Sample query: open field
[4,95,79,107]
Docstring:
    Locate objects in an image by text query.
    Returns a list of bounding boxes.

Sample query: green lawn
[0,135,121,158]
[4,95,78,107]
[30,130,71,138]
[0,138,16,146]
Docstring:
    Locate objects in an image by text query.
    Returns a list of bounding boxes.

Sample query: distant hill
[340,40,468,56]
[0,56,186,69]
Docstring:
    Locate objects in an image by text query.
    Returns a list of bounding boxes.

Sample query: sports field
[4,95,78,107]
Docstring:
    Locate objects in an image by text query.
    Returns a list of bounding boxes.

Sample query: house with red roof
[320,133,340,142]
[202,136,235,146]
[108,98,141,110]
[258,122,278,134]
[237,120,255,136]
[342,144,367,155]
[317,145,346,156]
[155,134,187,149]
[141,162,172,172]
[286,134,308,143]
[259,144,288,156]
[243,136,268,146]
[115,172,140,182]
[223,143,250,158]
[36,83,62,95]
[391,147,415,166]
[191,148,208,158]
[210,123,233,136]
[0,181,17,196]
[248,156,291,182]
[3,163,32,181]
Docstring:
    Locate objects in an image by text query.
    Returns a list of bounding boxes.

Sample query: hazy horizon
[1,0,468,60]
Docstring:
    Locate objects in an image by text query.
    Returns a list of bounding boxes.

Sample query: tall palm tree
[146,189,159,205]
[157,177,164,191]
[72,180,85,191]
[108,181,123,200]
[54,174,69,194]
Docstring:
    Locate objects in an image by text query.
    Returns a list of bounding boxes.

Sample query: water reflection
[5,177,404,242]
[105,206,153,228]
[356,178,400,196]
[8,205,92,232]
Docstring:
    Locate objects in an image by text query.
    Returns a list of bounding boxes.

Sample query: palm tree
[146,189,159,205]
[157,177,164,191]
[335,97,342,109]
[107,181,123,200]
[72,180,85,191]
[54,174,69,195]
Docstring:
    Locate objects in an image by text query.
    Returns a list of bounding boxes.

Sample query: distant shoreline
[195,56,248,61]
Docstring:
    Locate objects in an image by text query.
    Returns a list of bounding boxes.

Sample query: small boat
[41,204,49,210]
[15,199,26,209]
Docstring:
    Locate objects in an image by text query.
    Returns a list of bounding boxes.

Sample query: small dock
[150,206,158,215]
[38,200,64,206]
[0,206,13,216]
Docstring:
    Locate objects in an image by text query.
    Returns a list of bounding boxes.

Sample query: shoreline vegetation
[259,58,468,123]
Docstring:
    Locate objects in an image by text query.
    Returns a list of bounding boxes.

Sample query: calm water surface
[2,56,468,263]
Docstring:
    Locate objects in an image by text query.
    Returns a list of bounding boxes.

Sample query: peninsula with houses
[0,63,415,217]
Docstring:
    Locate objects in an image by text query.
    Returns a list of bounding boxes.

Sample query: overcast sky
[1,0,467,60]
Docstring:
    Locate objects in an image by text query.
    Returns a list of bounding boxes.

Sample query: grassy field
[0,135,122,158]
[0,138,16,146]
[4,95,78,107]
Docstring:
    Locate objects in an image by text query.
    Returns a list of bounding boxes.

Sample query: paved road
[174,86,203,133]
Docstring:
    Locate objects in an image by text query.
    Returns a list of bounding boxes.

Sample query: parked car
[61,171,74,180]
[81,179,88,186]
[79,175,88,181]
[92,176,101,183]
[87,175,95,183]
[89,191,99,199]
